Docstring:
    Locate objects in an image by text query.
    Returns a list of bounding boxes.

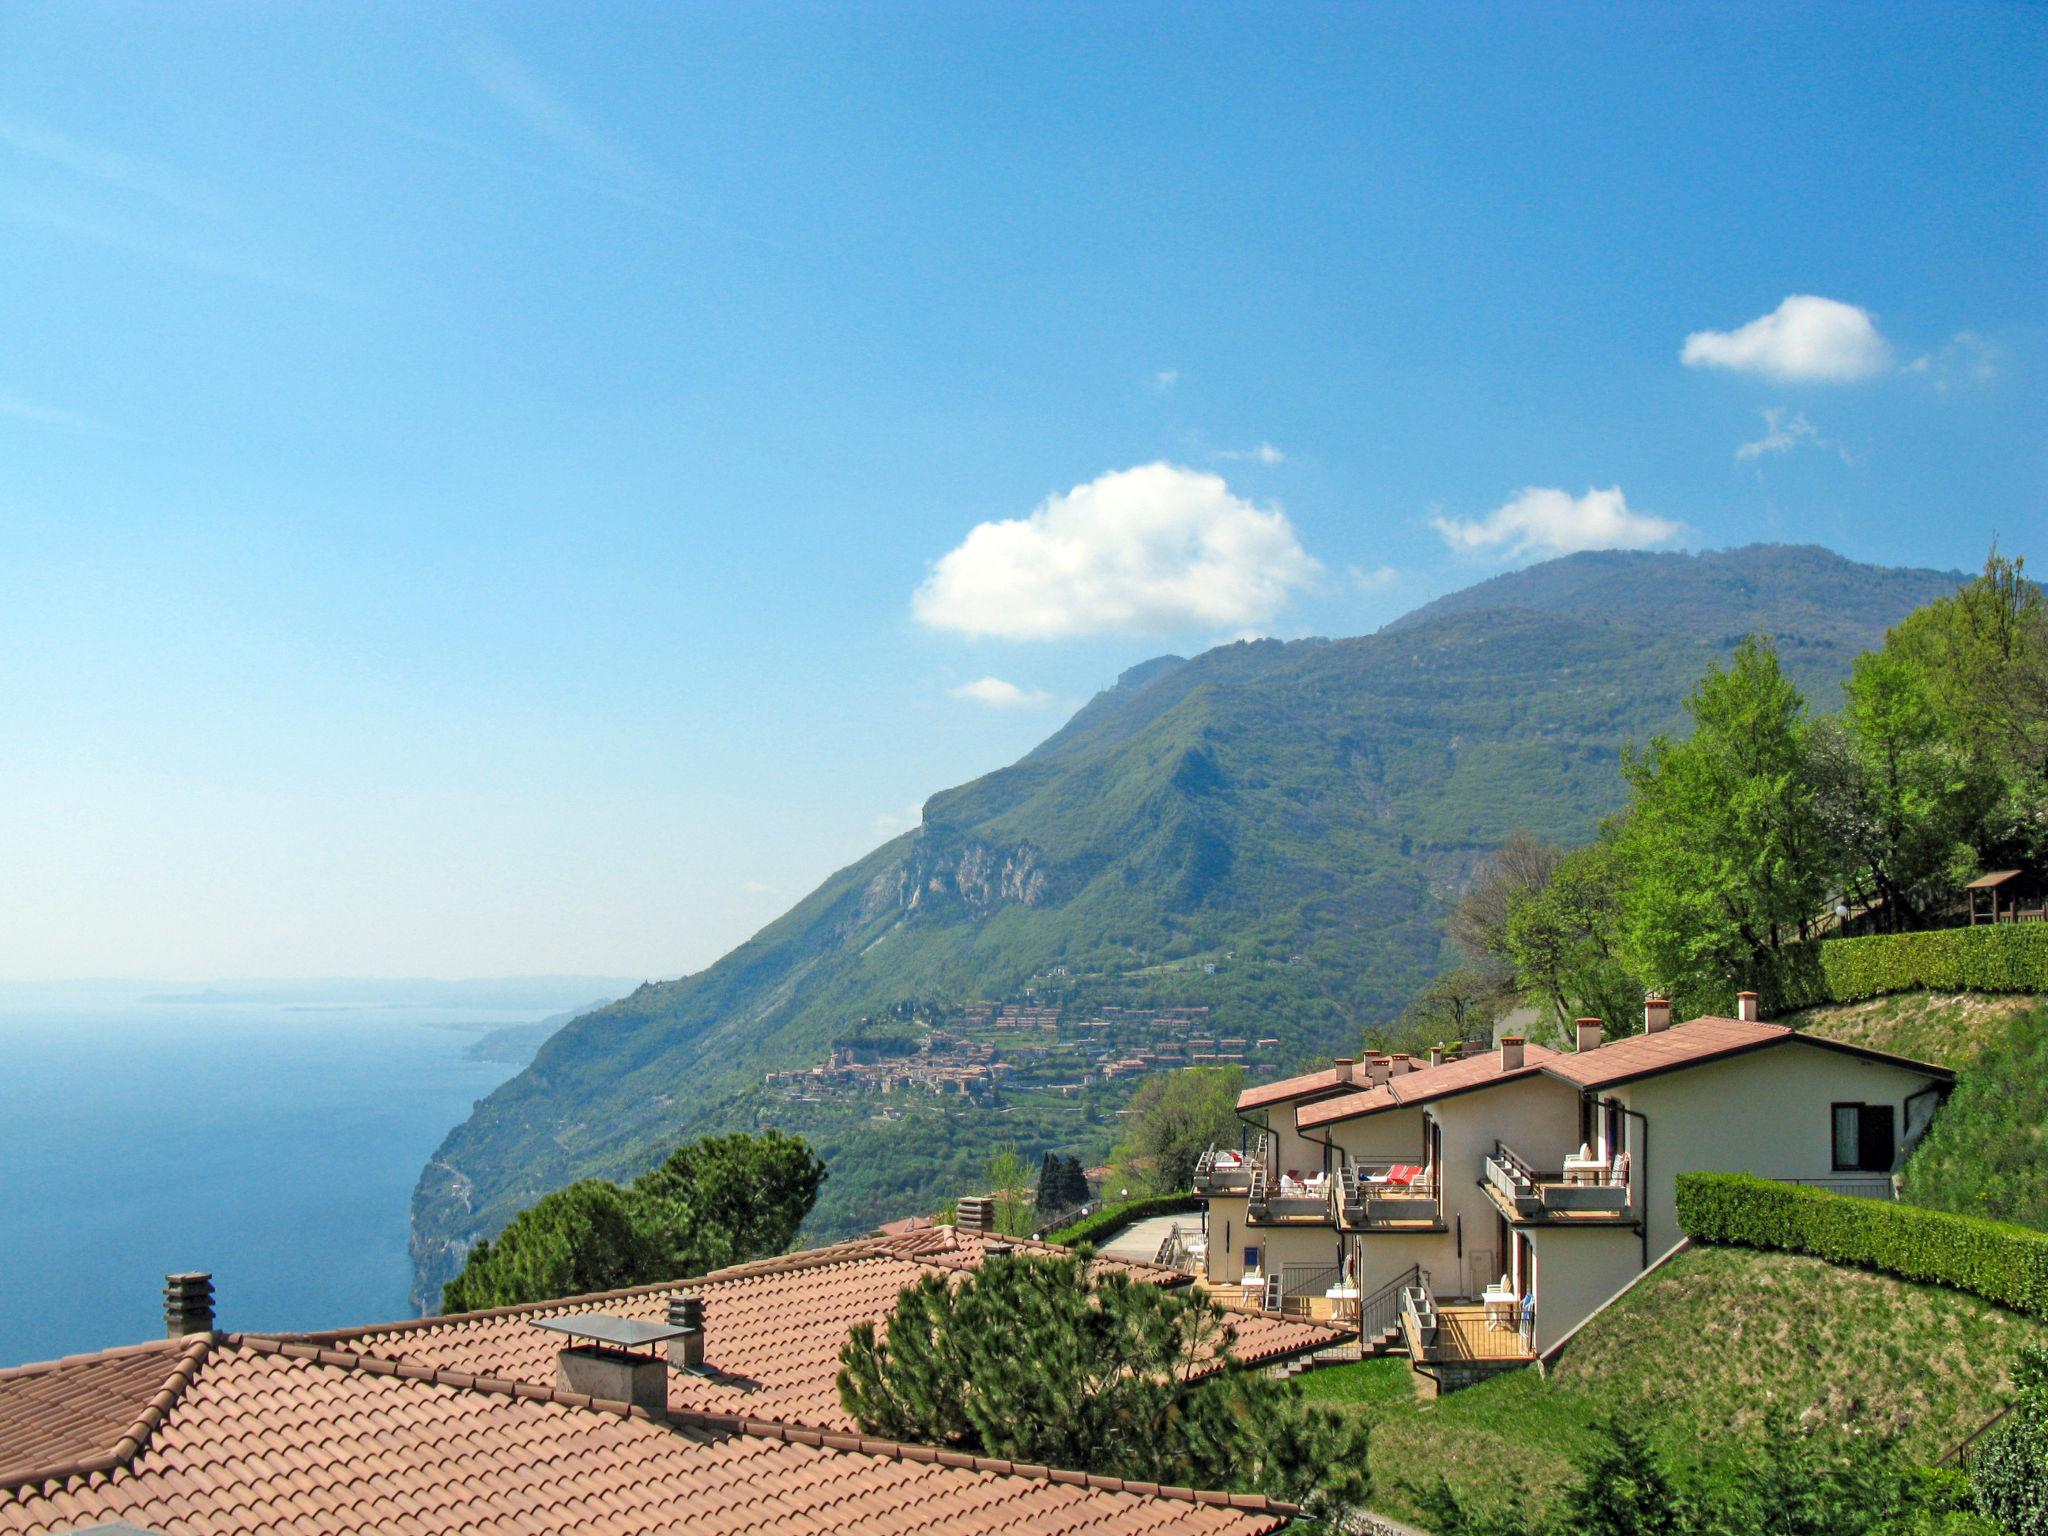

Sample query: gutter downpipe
[1296,1118,1359,1338]
[1598,1096,1652,1271]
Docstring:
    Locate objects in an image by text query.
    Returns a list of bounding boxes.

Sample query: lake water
[0,999,533,1367]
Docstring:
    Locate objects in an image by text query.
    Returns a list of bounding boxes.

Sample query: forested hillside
[410,545,1963,1308]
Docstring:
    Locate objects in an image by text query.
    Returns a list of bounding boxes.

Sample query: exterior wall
[1428,1073,1581,1297]
[1524,1226,1643,1355]
[1202,1194,1251,1284]
[1611,1041,1946,1254]
[1352,1230,1461,1298]
[1267,1098,1343,1179]
[1324,1105,1430,1166]
[1240,1223,1346,1283]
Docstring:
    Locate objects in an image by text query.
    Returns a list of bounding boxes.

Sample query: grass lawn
[1783,990,2038,1068]
[1296,1244,2047,1528]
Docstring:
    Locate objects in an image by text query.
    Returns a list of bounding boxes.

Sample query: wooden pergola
[1965,869,2047,925]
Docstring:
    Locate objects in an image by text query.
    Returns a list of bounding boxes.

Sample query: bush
[1820,926,2048,1003]
[1675,1173,2048,1320]
[1047,1193,1200,1248]
[1969,1344,2048,1536]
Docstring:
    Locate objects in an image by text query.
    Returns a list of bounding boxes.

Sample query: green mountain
[409,544,1963,1309]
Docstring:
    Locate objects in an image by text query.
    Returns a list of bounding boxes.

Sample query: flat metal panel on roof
[531,1313,691,1348]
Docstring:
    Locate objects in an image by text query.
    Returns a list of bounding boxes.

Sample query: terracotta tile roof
[1542,1015,1953,1091]
[0,1339,206,1487]
[0,1334,1288,1535]
[1294,1044,1563,1129]
[1237,1066,1359,1111]
[286,1229,1341,1434]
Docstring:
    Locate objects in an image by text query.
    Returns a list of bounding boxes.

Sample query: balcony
[1400,1285,1534,1365]
[1337,1161,1443,1230]
[1483,1140,1633,1222]
[1193,1135,1261,1196]
[1247,1160,1332,1225]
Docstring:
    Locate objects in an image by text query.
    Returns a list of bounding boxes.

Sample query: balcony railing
[1485,1140,1631,1219]
[1338,1160,1441,1227]
[1401,1285,1535,1362]
[1194,1135,1261,1195]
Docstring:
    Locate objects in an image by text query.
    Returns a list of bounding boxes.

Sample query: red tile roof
[1294,1044,1562,1129]
[285,1229,1342,1435]
[0,1334,1289,1535]
[1236,1066,1360,1111]
[0,1338,207,1488]
[1542,1016,1953,1091]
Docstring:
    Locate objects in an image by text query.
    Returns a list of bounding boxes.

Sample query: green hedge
[1819,924,2048,1003]
[1676,1172,2048,1320]
[1047,1193,1200,1249]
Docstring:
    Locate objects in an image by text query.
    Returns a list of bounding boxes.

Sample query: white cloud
[1152,369,1179,390]
[1429,486,1683,561]
[950,676,1053,709]
[1215,442,1286,465]
[0,116,220,216]
[0,391,94,430]
[1908,331,1999,393]
[912,462,1322,640]
[1735,407,1822,462]
[1681,295,1893,382]
[1349,563,1400,590]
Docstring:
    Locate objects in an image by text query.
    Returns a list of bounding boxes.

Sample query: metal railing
[1778,1174,1897,1200]
[1358,1264,1422,1343]
[1276,1262,1343,1318]
[1339,1158,1441,1225]
[1486,1140,1630,1217]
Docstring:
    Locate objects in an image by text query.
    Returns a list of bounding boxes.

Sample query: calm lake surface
[0,1000,530,1366]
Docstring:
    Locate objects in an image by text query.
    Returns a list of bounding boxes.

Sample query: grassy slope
[410,547,1964,1305]
[1298,1245,2047,1527]
[1783,990,2040,1069]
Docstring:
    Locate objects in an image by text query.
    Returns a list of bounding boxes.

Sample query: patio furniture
[1482,1278,1518,1331]
[1324,1283,1360,1324]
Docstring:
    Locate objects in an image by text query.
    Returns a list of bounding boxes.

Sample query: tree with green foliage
[1385,963,1511,1053]
[1036,1151,1063,1212]
[836,1248,1370,1524]
[1452,831,1565,971]
[1112,1065,1244,1194]
[1505,836,1644,1037]
[1970,1343,2048,1536]
[632,1128,826,1274]
[442,1179,667,1315]
[441,1130,826,1312]
[1616,637,1836,1013]
[985,1146,1033,1236]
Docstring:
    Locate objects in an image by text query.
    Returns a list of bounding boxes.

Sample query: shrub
[1969,1344,2048,1536]
[1819,926,2048,1003]
[1675,1173,2048,1320]
[1047,1192,1199,1248]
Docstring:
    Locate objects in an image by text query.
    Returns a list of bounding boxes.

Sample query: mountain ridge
[408,543,1966,1309]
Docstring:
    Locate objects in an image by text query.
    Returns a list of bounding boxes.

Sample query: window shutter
[1858,1105,1895,1172]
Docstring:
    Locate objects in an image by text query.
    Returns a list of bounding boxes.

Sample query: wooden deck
[1430,1304,1535,1362]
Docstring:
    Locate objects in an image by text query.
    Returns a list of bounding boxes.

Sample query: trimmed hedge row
[1676,1171,2048,1320]
[1819,924,2048,1003]
[1047,1193,1200,1249]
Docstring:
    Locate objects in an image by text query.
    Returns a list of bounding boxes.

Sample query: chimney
[956,1196,995,1235]
[666,1293,704,1371]
[1500,1037,1525,1072]
[555,1343,668,1413]
[1737,991,1761,1023]
[1388,1054,1414,1076]
[164,1272,214,1337]
[1575,1018,1604,1054]
[1428,1045,1444,1068]
[1644,996,1672,1034]
[1334,1056,1356,1083]
[1366,1058,1392,1086]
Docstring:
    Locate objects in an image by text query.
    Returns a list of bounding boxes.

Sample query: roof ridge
[222,1334,1299,1521]
[0,1333,188,1382]
[0,1333,212,1492]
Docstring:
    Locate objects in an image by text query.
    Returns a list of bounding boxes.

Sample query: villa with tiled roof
[0,1226,1340,1535]
[1196,993,1953,1389]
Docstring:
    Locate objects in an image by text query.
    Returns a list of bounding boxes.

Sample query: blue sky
[2,3,2041,980]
